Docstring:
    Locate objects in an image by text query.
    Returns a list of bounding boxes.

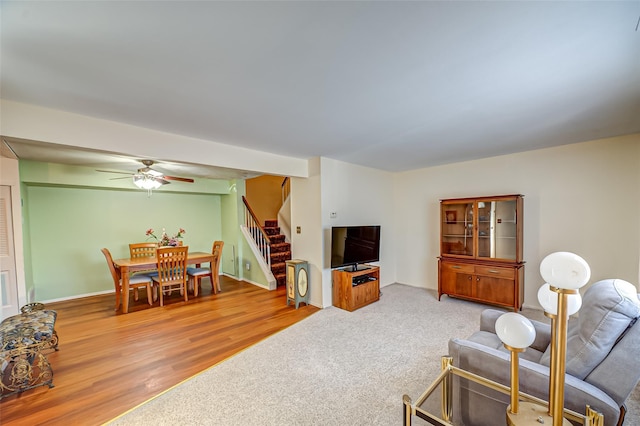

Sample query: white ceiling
[2,1,639,177]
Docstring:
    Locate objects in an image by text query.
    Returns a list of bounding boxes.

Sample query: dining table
[113,251,214,314]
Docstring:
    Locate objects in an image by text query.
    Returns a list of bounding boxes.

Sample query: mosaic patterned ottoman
[0,303,59,399]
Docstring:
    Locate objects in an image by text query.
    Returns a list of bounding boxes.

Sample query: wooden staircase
[263,219,291,286]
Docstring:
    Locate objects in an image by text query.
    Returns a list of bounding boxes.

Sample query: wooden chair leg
[146,285,153,306]
[115,285,121,310]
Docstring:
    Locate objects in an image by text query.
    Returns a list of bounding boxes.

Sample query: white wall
[290,157,396,308]
[394,134,640,307]
[320,158,396,305]
[5,101,639,310]
[290,158,323,306]
[1,100,309,179]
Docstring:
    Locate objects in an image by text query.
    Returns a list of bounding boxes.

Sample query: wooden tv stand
[332,265,380,312]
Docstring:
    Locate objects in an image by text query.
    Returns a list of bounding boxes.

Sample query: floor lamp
[496,252,602,426]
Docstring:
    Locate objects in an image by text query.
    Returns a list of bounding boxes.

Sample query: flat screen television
[330,225,381,270]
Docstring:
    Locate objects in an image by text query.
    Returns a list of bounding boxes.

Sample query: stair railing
[281,177,290,205]
[242,196,271,268]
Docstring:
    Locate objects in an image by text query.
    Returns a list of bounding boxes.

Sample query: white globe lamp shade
[495,313,536,349]
[133,174,162,190]
[540,252,591,290]
[537,283,582,316]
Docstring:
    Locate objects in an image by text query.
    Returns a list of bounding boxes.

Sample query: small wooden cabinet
[438,194,524,311]
[286,259,309,309]
[332,266,380,312]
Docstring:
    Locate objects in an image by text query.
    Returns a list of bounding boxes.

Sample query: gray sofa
[448,279,640,426]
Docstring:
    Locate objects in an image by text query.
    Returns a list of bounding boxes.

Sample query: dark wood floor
[0,276,319,425]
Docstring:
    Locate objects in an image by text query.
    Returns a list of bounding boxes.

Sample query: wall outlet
[246,262,250,271]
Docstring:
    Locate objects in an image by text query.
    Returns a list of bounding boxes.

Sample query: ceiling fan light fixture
[133,174,163,190]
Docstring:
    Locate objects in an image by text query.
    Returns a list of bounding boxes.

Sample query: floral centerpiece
[146,228,185,247]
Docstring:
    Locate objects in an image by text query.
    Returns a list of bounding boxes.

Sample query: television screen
[330,226,381,269]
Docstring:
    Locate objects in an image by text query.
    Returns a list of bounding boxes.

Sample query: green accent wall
[240,234,268,286]
[20,181,35,300]
[219,179,268,287]
[24,185,222,300]
[220,180,242,277]
[19,160,270,301]
[19,160,230,194]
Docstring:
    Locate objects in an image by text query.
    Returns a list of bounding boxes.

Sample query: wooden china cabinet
[438,194,524,311]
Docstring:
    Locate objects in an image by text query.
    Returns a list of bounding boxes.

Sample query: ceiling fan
[97,160,195,190]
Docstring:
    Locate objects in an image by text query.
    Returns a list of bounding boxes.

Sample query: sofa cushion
[467,330,546,363]
[540,279,640,379]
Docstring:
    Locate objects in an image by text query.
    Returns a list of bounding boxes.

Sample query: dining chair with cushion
[188,240,224,296]
[101,248,154,311]
[129,242,158,258]
[128,242,159,301]
[152,245,189,307]
[129,243,158,274]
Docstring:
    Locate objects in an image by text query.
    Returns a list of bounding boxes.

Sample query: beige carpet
[107,284,639,425]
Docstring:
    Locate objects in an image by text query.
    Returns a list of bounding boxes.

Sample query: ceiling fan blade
[138,167,163,177]
[96,169,134,175]
[99,161,191,185]
[109,176,132,180]
[163,175,194,183]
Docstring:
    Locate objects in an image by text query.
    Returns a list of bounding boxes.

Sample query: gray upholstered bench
[0,303,59,399]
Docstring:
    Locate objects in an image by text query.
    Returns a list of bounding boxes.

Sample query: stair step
[271,242,291,253]
[264,219,278,228]
[269,234,286,244]
[254,220,291,286]
[263,227,281,236]
[271,262,286,274]
[270,251,291,263]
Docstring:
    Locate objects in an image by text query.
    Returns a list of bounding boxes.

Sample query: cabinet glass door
[441,202,474,257]
[477,199,518,260]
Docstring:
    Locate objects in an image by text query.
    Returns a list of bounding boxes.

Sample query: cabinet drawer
[441,262,474,274]
[474,265,515,279]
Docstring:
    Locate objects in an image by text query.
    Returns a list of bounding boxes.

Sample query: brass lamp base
[506,402,572,426]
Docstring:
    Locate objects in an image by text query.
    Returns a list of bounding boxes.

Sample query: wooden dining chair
[152,245,189,307]
[101,248,154,310]
[128,242,159,301]
[129,242,158,259]
[187,240,224,296]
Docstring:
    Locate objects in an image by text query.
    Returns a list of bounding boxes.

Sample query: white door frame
[1,185,20,318]
[0,156,27,319]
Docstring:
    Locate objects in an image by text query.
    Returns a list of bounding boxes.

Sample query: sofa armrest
[479,309,551,353]
[585,319,640,407]
[448,337,620,426]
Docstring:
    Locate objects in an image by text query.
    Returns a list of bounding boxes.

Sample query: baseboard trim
[39,289,114,304]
